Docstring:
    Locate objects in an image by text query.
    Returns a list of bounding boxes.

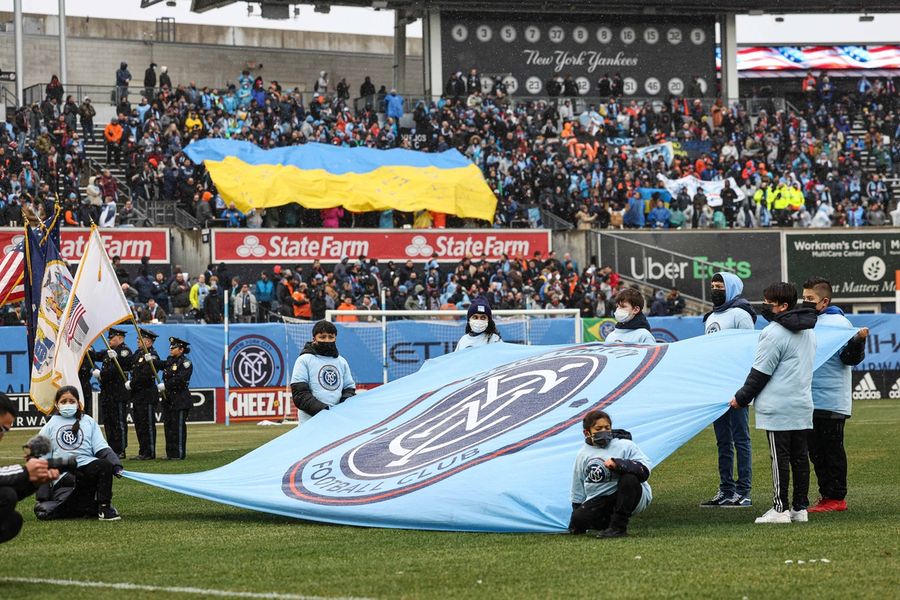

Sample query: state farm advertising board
[0,227,170,264]
[212,229,551,263]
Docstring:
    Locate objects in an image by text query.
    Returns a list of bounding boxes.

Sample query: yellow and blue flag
[184,139,497,222]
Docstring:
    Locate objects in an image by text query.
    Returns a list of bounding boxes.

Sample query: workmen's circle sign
[225,335,284,388]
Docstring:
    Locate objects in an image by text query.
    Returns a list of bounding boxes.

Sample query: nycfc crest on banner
[283,344,665,505]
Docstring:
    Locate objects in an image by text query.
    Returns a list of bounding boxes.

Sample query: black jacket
[163,354,194,410]
[0,463,36,501]
[130,346,165,404]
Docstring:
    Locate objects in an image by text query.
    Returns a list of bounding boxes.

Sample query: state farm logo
[283,344,667,504]
[236,235,267,258]
[405,235,433,257]
[3,234,24,255]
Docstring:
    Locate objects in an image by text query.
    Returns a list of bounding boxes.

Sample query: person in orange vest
[103,118,123,165]
[335,295,358,322]
[292,287,312,320]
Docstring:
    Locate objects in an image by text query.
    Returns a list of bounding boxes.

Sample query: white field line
[0,577,375,600]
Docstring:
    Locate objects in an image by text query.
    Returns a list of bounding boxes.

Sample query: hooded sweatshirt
[605,312,656,345]
[812,306,865,416]
[703,272,757,333]
[740,306,817,431]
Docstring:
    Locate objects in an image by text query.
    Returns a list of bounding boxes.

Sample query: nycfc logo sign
[226,335,284,388]
[283,344,666,504]
[56,425,84,451]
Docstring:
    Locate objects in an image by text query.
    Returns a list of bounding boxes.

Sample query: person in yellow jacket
[787,183,805,212]
[772,182,791,226]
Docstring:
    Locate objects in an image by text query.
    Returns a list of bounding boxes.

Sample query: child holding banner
[729,282,817,524]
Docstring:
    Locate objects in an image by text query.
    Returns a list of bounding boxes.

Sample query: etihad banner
[0,228,170,264]
[442,13,716,97]
[125,328,855,532]
[211,229,552,264]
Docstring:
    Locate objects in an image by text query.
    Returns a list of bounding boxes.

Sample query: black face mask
[314,342,338,357]
[761,306,777,322]
[710,289,727,307]
[801,301,817,311]
[585,430,614,448]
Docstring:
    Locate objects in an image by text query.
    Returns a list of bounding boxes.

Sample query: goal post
[314,309,581,384]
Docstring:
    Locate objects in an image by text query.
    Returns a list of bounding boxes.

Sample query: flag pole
[224,289,230,427]
[127,315,167,401]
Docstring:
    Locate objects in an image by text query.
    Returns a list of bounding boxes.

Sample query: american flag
[64,295,87,345]
[0,240,25,307]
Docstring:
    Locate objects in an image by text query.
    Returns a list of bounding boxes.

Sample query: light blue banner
[126,327,855,532]
[0,316,895,393]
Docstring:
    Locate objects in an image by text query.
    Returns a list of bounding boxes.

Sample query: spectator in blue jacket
[385,89,404,121]
[623,192,645,229]
[647,197,671,229]
[255,271,275,321]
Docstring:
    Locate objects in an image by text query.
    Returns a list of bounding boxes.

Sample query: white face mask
[614,307,634,323]
[469,318,489,334]
[58,404,78,418]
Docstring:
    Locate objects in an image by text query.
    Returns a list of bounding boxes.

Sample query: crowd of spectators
[3,64,900,231]
[0,249,651,326]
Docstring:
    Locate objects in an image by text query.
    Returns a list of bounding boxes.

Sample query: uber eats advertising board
[596,231,781,302]
[785,231,899,302]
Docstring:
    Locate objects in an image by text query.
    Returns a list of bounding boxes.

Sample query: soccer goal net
[284,309,580,385]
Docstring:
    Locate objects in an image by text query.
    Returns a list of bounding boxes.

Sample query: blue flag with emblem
[126,327,856,532]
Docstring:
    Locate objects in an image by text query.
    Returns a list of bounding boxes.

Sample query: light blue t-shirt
[751,322,816,431]
[290,352,355,423]
[571,438,652,514]
[39,414,109,468]
[455,332,501,351]
[605,328,656,345]
[812,312,855,416]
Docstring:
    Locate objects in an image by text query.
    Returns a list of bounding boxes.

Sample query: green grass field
[1,400,898,600]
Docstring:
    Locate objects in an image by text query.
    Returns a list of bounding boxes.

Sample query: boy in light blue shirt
[730,282,816,524]
[604,288,657,345]
[701,272,756,508]
[802,277,867,513]
[569,409,652,538]
[290,321,356,424]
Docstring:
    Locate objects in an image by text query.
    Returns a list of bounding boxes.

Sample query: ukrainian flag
[184,139,497,222]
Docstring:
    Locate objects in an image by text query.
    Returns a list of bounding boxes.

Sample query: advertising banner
[0,228,170,264]
[211,229,551,264]
[785,231,899,302]
[597,231,780,302]
[3,315,896,427]
[441,13,716,97]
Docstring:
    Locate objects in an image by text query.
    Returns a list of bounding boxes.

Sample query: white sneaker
[754,508,791,524]
[790,509,808,523]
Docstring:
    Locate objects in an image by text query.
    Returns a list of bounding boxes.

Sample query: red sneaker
[808,498,847,513]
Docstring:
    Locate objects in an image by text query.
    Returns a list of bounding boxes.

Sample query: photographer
[0,393,59,544]
[34,386,123,521]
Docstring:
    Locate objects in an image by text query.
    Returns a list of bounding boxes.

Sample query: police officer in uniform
[90,327,133,458]
[125,328,165,460]
[161,337,193,460]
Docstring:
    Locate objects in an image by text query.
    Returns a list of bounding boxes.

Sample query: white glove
[144,353,153,361]
[91,369,101,378]
[156,382,166,392]
[107,349,117,359]
[125,381,132,391]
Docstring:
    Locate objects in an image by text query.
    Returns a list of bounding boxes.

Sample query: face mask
[585,430,614,448]
[801,301,817,311]
[469,318,488,334]
[710,289,727,307]
[614,307,633,323]
[314,341,338,357]
[761,306,777,322]
[58,404,77,418]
